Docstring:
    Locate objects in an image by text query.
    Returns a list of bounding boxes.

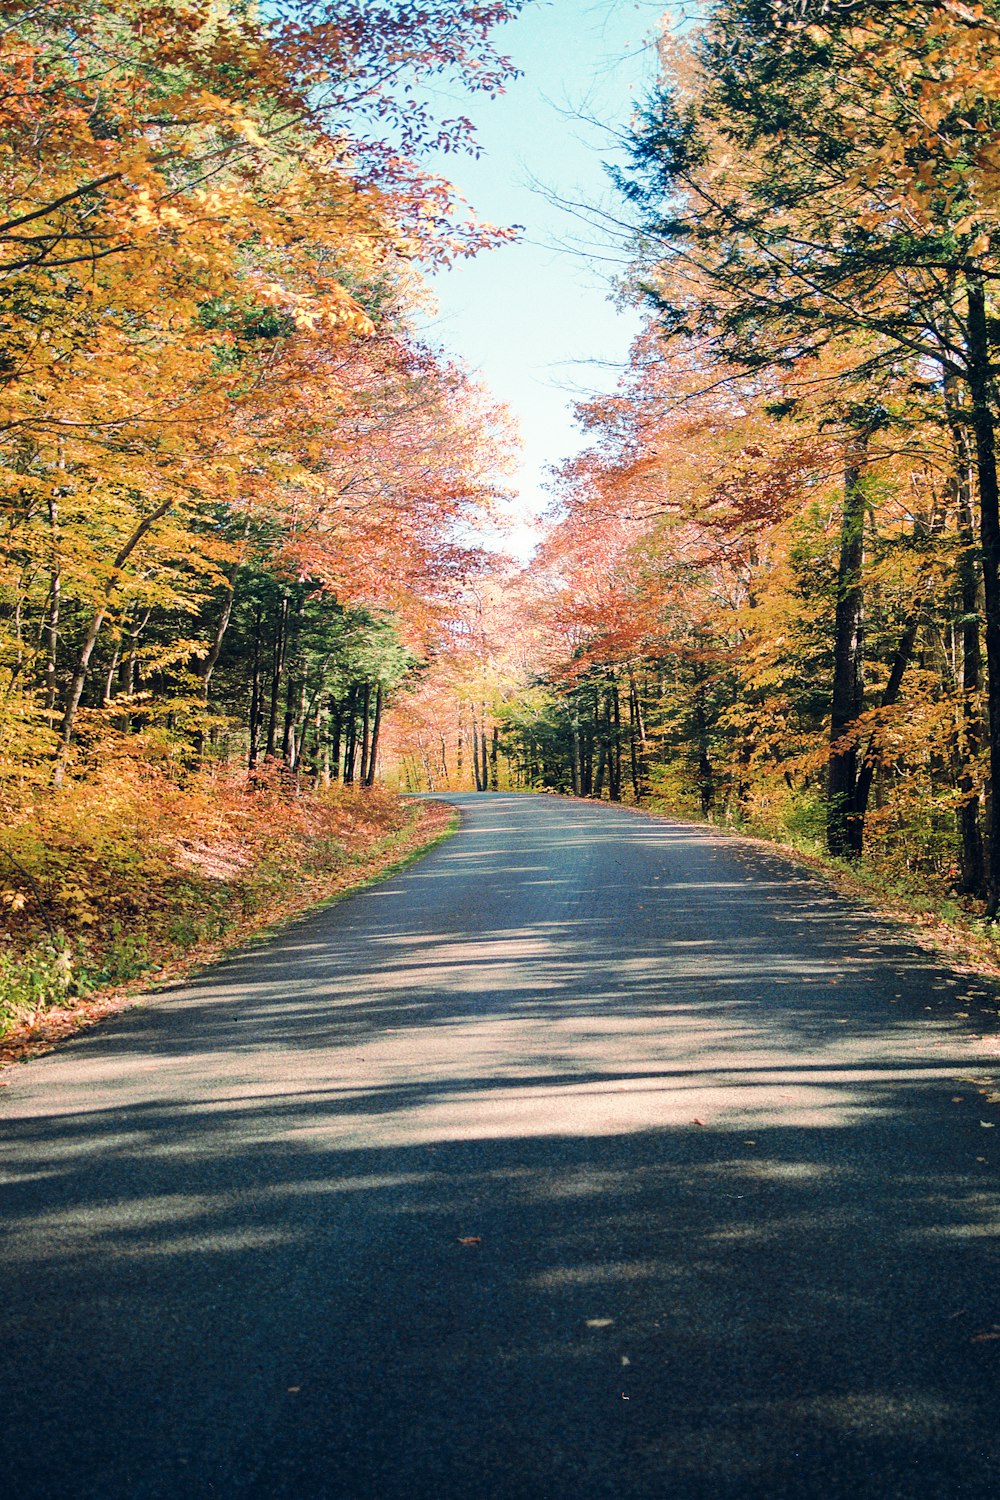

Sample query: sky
[420,0,668,555]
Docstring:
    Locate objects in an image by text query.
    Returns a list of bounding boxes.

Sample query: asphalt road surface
[5,793,1000,1500]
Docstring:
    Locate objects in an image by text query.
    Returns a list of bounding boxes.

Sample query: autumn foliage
[398,2,1000,929]
[0,0,519,1026]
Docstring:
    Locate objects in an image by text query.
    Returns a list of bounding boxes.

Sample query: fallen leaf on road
[585,1318,614,1329]
[971,1332,1000,1344]
[287,1387,301,1393]
[980,1122,995,1129]
[457,1236,482,1246]
[692,1119,705,1127]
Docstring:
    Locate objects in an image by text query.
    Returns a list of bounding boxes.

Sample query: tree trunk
[123,609,150,701]
[479,711,489,791]
[965,274,1000,913]
[693,677,714,816]
[54,497,173,778]
[853,613,920,827]
[344,686,360,784]
[248,606,263,771]
[957,477,986,895]
[330,700,343,783]
[265,594,288,760]
[197,568,238,701]
[604,680,622,802]
[364,685,383,787]
[43,493,60,721]
[280,594,304,766]
[592,684,607,799]
[854,499,945,835]
[101,636,122,707]
[54,606,107,780]
[628,670,644,802]
[360,684,372,784]
[946,374,987,895]
[827,434,868,857]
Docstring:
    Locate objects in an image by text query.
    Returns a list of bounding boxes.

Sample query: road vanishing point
[4,792,1000,1499]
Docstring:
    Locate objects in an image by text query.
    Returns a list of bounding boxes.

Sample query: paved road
[4,794,1000,1499]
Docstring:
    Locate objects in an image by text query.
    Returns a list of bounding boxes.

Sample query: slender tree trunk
[854,500,945,835]
[360,684,372,785]
[55,606,107,780]
[330,701,343,783]
[957,477,986,894]
[344,686,359,784]
[693,677,714,816]
[965,274,1000,913]
[248,606,262,771]
[628,671,644,802]
[320,711,331,789]
[580,703,594,796]
[854,614,920,826]
[123,610,149,700]
[479,710,489,791]
[280,594,304,767]
[593,740,607,800]
[827,434,868,857]
[364,685,383,787]
[607,680,622,802]
[54,497,173,778]
[101,636,122,707]
[289,677,308,775]
[197,568,238,702]
[44,493,60,721]
[490,726,499,790]
[473,717,489,791]
[947,371,987,895]
[265,594,287,760]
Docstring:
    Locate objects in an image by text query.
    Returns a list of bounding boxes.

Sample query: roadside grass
[0,768,457,1068]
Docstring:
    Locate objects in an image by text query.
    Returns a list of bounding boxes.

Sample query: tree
[617,2,1000,902]
[0,0,522,787]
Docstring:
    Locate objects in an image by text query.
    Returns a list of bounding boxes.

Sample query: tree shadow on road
[5,799,1000,1498]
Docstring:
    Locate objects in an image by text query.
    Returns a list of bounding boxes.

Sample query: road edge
[0,800,462,1074]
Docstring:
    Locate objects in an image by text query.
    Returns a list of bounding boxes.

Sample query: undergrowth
[0,754,436,1040]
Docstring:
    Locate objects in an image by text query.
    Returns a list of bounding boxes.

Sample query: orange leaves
[0,0,532,808]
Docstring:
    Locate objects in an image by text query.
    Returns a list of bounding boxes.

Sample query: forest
[396,0,1000,925]
[5,0,1000,1032]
